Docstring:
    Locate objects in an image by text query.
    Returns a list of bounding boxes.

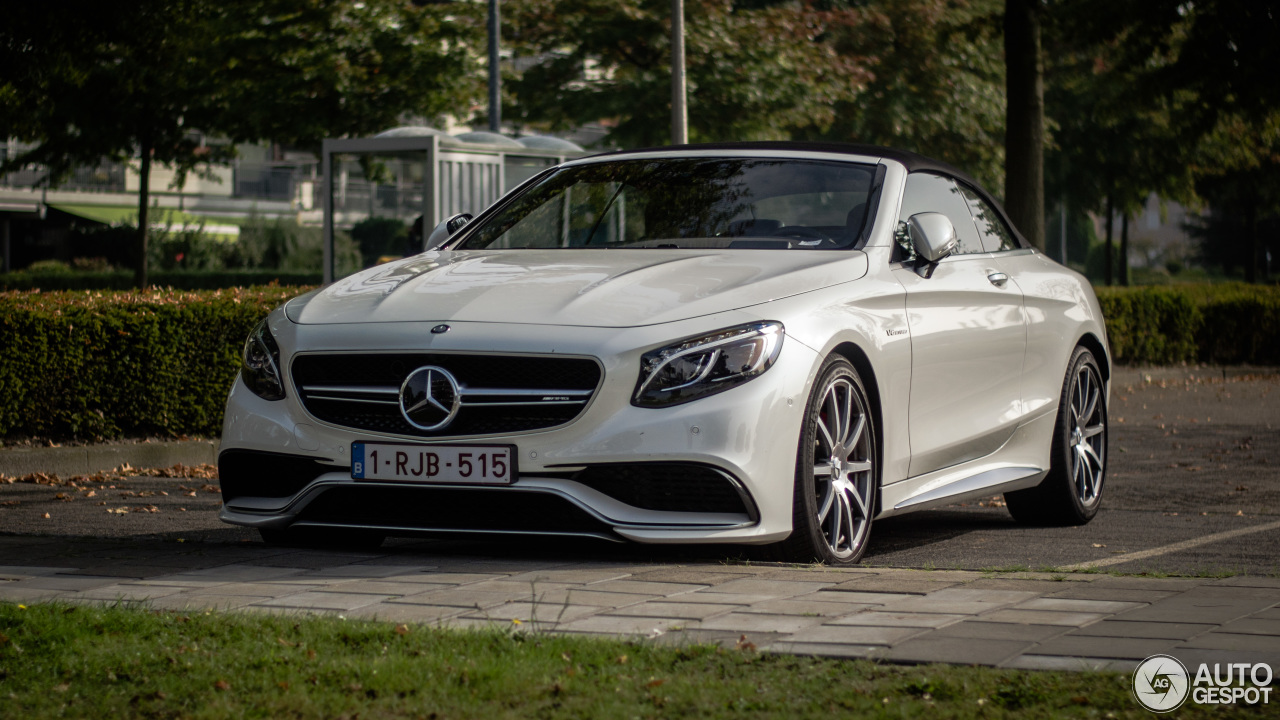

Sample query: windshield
[453,157,878,251]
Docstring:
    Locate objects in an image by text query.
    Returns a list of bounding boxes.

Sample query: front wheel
[1005,346,1107,525]
[769,356,878,564]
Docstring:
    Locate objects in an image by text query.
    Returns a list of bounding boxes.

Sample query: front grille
[296,485,614,537]
[291,353,602,438]
[568,463,755,517]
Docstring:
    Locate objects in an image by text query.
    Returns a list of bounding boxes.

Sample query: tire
[769,356,878,564]
[260,526,386,550]
[1005,346,1107,526]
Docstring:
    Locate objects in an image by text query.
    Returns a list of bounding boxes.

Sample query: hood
[290,249,868,328]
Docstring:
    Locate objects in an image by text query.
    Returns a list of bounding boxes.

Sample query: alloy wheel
[1069,363,1106,506]
[811,375,874,559]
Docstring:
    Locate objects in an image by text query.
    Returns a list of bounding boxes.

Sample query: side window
[959,184,1020,252]
[895,173,984,261]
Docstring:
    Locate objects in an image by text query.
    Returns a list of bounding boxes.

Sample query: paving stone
[824,577,959,595]
[698,612,825,634]
[557,615,692,635]
[62,565,184,579]
[201,582,328,597]
[583,580,708,596]
[928,621,1069,642]
[73,584,188,601]
[313,581,428,596]
[786,624,925,646]
[1168,648,1280,670]
[1177,632,1280,652]
[768,643,884,659]
[1218,618,1280,636]
[1252,608,1280,621]
[462,602,602,624]
[874,570,985,583]
[1113,590,1276,625]
[662,592,778,605]
[385,589,525,610]
[178,564,310,582]
[881,637,1032,666]
[1014,597,1148,614]
[503,568,634,585]
[736,598,876,617]
[757,568,864,583]
[653,629,788,650]
[1002,655,1134,672]
[121,577,238,589]
[380,572,506,585]
[1031,635,1178,660]
[435,617,524,631]
[146,594,272,611]
[527,589,659,608]
[887,588,1041,615]
[238,605,334,618]
[706,578,833,599]
[1089,576,1210,591]
[606,602,737,621]
[1048,586,1180,604]
[1069,620,1217,641]
[1208,576,1280,589]
[961,579,1082,593]
[976,609,1109,626]
[800,591,917,605]
[16,575,137,591]
[825,611,969,629]
[624,569,754,586]
[0,585,64,602]
[460,580,582,596]
[256,591,397,611]
[341,603,467,623]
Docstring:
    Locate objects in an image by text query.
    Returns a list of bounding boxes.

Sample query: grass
[0,602,1254,719]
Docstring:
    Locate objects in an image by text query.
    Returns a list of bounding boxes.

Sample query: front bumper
[219,314,819,544]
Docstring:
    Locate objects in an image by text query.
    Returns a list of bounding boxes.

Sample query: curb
[0,440,220,478]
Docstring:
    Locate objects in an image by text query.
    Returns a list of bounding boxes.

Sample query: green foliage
[0,270,324,292]
[0,601,1212,720]
[350,217,410,266]
[0,287,306,439]
[504,0,869,147]
[1096,283,1280,365]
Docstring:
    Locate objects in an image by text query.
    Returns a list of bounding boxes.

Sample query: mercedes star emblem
[399,365,462,431]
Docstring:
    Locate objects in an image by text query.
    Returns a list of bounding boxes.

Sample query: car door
[890,173,1027,478]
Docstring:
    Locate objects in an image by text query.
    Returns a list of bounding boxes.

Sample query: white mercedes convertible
[220,143,1110,565]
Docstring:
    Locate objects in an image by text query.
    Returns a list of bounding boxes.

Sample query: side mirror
[907,212,957,263]
[424,213,473,250]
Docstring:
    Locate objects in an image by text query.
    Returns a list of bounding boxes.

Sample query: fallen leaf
[277,681,290,690]
[54,683,70,692]
[646,678,665,688]
[616,655,628,664]
[277,637,297,647]
[394,624,409,636]
[214,680,231,691]
[0,500,19,507]
[42,512,50,519]
[1092,543,1107,548]
[735,634,757,652]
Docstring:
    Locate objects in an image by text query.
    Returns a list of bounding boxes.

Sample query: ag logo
[1133,654,1190,713]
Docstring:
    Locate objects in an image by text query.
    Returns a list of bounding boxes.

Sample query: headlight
[633,322,784,407]
[241,318,285,401]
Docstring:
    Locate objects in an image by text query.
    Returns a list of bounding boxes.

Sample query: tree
[800,0,1008,191]
[502,0,871,148]
[0,0,483,287]
[1003,0,1045,250]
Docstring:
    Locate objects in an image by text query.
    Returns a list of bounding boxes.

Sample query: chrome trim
[302,385,398,395]
[462,388,593,398]
[459,400,586,407]
[307,395,398,405]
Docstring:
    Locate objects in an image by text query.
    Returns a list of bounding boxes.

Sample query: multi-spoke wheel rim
[812,375,874,559]
[1069,363,1106,506]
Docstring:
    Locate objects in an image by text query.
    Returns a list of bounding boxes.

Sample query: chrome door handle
[987,272,1009,287]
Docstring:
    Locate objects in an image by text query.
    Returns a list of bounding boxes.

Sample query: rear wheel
[770,356,877,564]
[1006,346,1106,525]
[260,526,386,550]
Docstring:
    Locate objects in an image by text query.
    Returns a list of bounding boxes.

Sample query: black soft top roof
[583,141,1029,249]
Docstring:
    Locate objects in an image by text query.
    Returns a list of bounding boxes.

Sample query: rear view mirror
[425,213,473,250]
[907,212,957,263]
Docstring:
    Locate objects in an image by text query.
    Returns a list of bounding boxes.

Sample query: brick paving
[1,537,1276,671]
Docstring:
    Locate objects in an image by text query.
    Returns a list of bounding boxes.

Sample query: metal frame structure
[321,134,583,284]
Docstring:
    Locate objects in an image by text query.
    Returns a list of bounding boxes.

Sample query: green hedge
[0,270,324,291]
[1096,284,1280,365]
[0,287,309,439]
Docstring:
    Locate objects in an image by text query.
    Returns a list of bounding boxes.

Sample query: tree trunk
[1004,0,1045,250]
[1120,211,1130,286]
[1245,201,1258,284]
[135,131,152,288]
[1104,195,1114,286]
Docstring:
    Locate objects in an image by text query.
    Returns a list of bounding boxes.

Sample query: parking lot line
[1059,518,1280,570]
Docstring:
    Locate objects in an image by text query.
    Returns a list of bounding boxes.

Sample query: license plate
[351,442,515,485]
